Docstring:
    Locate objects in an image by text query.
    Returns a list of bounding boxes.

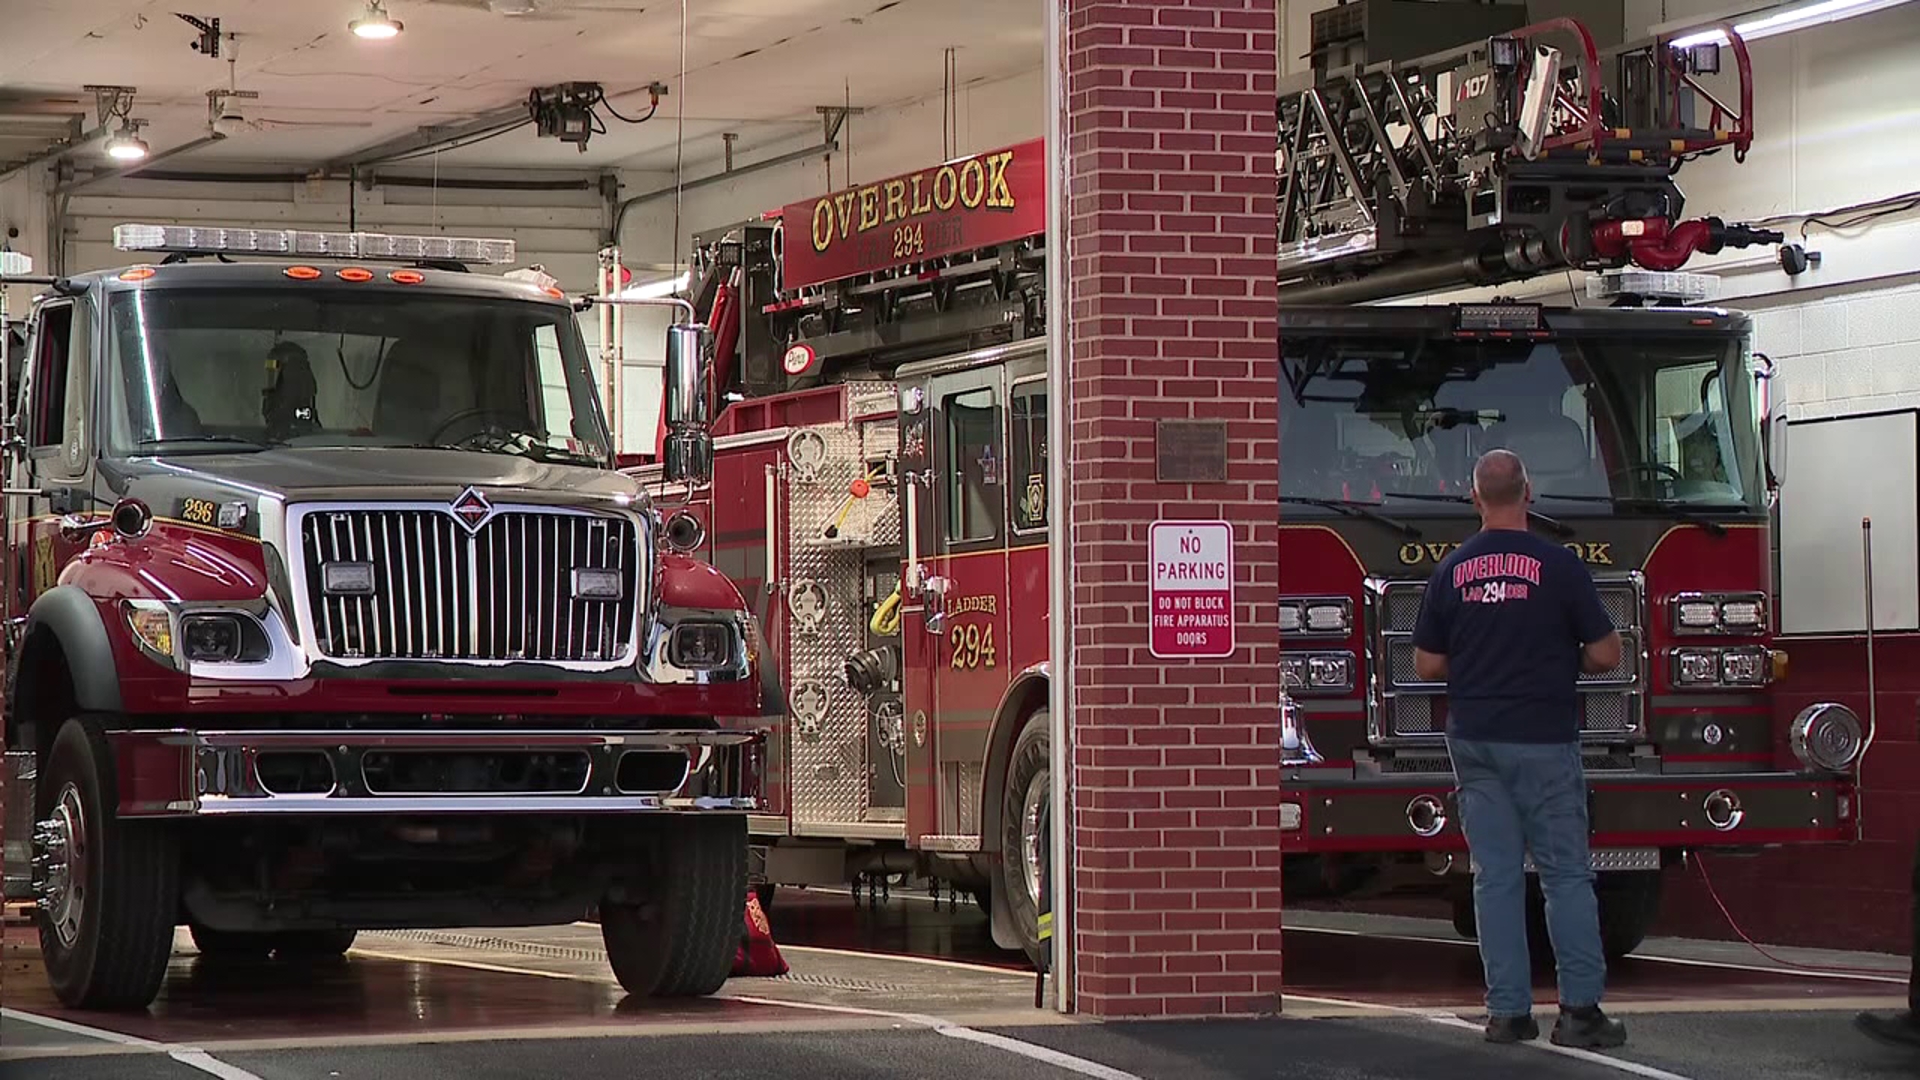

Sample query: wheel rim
[1018,769,1049,914]
[36,782,88,949]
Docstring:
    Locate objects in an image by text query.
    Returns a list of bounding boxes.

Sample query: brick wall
[1062,0,1284,1018]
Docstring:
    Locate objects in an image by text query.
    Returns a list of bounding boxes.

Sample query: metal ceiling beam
[324,101,534,170]
[55,133,229,195]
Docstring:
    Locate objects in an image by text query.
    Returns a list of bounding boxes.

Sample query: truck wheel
[997,711,1049,968]
[35,715,180,1010]
[275,930,358,959]
[1596,869,1663,960]
[601,815,747,997]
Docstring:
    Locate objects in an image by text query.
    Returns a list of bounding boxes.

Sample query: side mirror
[662,322,713,486]
[1753,352,1787,494]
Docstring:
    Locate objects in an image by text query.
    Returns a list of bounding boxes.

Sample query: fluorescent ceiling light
[618,272,690,300]
[1671,0,1914,48]
[350,1,404,39]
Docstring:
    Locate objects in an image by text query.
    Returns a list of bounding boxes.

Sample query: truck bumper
[1279,769,1857,854]
[26,728,765,818]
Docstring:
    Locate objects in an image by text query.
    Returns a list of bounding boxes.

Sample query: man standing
[1411,449,1628,1049]
[1854,846,1920,1049]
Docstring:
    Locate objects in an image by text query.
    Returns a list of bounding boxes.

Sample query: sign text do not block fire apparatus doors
[1149,520,1236,659]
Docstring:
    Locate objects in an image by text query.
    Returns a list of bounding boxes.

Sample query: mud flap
[2,751,34,902]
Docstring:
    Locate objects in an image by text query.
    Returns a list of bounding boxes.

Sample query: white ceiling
[0,0,1042,176]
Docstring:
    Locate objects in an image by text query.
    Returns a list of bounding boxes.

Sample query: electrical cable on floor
[1691,851,1901,978]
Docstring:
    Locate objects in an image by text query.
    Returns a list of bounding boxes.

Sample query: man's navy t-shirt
[1411,528,1616,743]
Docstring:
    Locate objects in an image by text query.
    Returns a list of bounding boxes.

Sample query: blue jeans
[1447,735,1605,1018]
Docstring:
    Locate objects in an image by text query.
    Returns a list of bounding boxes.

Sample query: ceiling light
[1670,0,1913,48]
[350,1,404,40]
[104,124,149,161]
[618,272,690,300]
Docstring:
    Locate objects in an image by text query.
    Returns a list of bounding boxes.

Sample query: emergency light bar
[111,223,516,266]
[0,251,31,276]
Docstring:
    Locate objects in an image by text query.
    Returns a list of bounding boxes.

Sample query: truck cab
[1,224,764,1011]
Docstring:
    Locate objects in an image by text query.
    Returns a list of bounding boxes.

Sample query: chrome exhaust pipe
[1280,692,1323,767]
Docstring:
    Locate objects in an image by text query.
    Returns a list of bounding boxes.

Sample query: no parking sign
[1148,520,1235,659]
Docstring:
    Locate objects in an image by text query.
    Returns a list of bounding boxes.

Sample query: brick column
[1061,0,1283,1018]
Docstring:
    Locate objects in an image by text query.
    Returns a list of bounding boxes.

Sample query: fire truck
[631,7,1867,966]
[0,227,763,1010]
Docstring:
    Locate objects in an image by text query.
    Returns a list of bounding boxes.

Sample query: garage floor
[3,890,1911,1079]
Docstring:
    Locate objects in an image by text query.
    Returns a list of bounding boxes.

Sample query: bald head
[1473,449,1529,509]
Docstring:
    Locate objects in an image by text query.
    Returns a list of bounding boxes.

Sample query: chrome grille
[1371,575,1644,743]
[297,506,641,663]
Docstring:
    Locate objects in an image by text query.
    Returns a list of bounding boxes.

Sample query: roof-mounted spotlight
[104,122,149,162]
[350,1,404,40]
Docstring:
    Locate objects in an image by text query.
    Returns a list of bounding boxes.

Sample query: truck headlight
[1673,649,1719,686]
[1282,651,1352,693]
[1671,592,1766,635]
[1675,600,1719,628]
[1720,648,1768,685]
[1280,596,1350,637]
[669,622,734,670]
[1790,702,1864,773]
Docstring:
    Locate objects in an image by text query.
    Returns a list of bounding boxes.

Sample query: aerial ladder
[1276,3,1787,306]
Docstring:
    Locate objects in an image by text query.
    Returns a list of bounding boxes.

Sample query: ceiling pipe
[0,124,112,184]
[611,139,837,245]
[327,104,534,170]
[57,169,595,193]
[55,132,228,195]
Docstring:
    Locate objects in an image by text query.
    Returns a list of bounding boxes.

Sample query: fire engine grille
[1374,576,1643,742]
[297,508,641,663]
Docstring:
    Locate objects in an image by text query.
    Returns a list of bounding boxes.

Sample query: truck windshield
[1279,332,1762,513]
[102,287,611,464]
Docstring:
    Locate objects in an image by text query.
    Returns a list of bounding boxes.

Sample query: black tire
[188,923,274,961]
[275,929,358,959]
[1596,869,1664,961]
[35,715,181,1010]
[997,711,1049,968]
[601,815,747,997]
[1450,892,1476,940]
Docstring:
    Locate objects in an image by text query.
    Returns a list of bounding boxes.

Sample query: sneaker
[1856,1010,1920,1050]
[1552,1004,1627,1049]
[1485,1013,1539,1043]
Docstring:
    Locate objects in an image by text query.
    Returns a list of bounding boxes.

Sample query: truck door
[6,298,95,628]
[920,365,1010,841]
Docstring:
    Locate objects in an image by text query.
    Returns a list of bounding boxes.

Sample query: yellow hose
[870,585,902,635]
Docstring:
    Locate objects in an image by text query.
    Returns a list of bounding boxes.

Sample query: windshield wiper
[1378,490,1573,538]
[135,436,269,453]
[1534,492,1740,537]
[1279,495,1421,539]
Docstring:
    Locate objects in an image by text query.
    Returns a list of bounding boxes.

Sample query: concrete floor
[2,888,1913,1079]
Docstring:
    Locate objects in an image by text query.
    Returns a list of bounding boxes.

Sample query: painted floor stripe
[2,1007,265,1080]
[1287,991,1696,1080]
[348,946,1142,1080]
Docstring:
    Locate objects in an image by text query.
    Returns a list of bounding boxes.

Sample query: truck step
[2,901,33,926]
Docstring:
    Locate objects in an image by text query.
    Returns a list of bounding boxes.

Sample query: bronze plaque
[1155,419,1230,483]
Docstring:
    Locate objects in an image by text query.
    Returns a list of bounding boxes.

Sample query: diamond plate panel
[957,763,983,836]
[784,417,901,829]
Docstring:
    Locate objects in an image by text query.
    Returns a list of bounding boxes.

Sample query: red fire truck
[631,10,1867,965]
